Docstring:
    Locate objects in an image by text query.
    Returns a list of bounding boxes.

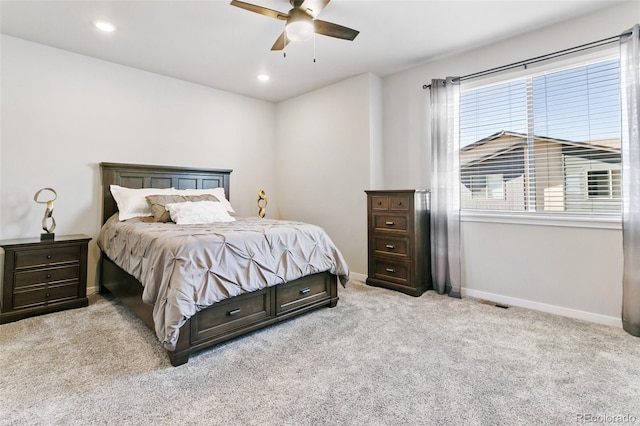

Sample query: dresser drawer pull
[227,308,241,316]
[299,287,311,295]
[385,268,396,273]
[45,293,51,298]
[397,202,403,206]
[46,255,52,260]
[385,245,395,249]
[385,221,395,226]
[46,274,52,279]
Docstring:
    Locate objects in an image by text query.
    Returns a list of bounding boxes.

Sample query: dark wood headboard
[100,162,232,224]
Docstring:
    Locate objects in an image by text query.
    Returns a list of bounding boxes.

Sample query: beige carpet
[1,280,639,425]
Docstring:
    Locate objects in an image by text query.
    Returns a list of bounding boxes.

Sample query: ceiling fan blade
[270,31,291,51]
[314,20,359,41]
[300,0,330,18]
[230,0,288,20]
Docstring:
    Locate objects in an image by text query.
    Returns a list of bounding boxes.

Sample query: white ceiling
[0,0,620,103]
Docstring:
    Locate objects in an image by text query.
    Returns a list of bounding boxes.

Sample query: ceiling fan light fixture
[285,18,315,41]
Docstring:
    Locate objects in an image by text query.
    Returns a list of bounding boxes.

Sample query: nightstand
[0,234,91,324]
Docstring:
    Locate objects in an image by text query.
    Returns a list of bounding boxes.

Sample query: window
[470,175,505,200]
[459,57,621,215]
[587,169,621,200]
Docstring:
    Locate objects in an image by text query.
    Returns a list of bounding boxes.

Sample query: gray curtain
[621,24,640,337]
[429,78,461,298]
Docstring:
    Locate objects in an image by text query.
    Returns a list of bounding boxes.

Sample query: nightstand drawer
[13,282,79,310]
[373,236,409,257]
[14,265,80,289]
[15,246,80,269]
[372,258,410,285]
[373,215,408,233]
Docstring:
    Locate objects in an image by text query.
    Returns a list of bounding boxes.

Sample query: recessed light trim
[257,74,270,82]
[93,21,116,32]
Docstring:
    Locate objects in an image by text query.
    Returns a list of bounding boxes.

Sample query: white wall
[275,73,382,275]
[382,2,637,324]
[1,35,278,291]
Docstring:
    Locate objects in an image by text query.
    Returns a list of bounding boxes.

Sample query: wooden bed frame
[99,162,339,366]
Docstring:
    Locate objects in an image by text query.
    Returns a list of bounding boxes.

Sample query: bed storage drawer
[276,273,331,315]
[190,288,272,344]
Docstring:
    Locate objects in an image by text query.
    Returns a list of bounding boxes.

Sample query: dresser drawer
[15,246,80,269]
[14,265,80,289]
[276,273,331,314]
[389,195,411,211]
[373,235,409,257]
[191,289,272,344]
[373,214,408,233]
[371,196,389,210]
[13,282,79,310]
[371,257,410,286]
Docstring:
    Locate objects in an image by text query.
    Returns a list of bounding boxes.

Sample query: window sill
[461,211,622,230]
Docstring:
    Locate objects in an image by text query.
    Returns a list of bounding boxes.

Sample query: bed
[98,162,348,366]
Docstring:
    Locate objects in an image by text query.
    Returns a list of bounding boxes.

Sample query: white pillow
[166,201,236,225]
[110,185,174,221]
[172,187,235,213]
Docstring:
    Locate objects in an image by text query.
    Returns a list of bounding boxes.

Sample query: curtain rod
[422,29,633,90]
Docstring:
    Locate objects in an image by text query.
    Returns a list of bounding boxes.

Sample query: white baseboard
[463,287,622,329]
[348,272,367,284]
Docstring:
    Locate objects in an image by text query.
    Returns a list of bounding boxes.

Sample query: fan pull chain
[313,32,316,63]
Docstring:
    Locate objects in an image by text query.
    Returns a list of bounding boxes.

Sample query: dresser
[0,234,91,323]
[365,190,431,296]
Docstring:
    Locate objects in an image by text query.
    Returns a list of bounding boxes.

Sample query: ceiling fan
[230,0,359,51]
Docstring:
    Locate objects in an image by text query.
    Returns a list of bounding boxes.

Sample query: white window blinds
[459,57,621,214]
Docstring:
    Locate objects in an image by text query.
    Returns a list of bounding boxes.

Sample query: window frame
[457,47,622,229]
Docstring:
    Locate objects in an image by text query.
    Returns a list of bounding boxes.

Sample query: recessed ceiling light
[257,74,270,82]
[93,21,116,32]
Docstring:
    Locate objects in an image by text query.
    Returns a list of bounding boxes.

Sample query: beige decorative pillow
[145,194,219,222]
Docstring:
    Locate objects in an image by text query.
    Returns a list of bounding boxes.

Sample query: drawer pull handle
[386,268,396,273]
[45,293,51,298]
[46,274,52,279]
[385,245,395,249]
[300,287,311,295]
[385,221,395,226]
[377,201,382,206]
[227,308,241,316]
[46,255,52,260]
[397,202,403,206]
